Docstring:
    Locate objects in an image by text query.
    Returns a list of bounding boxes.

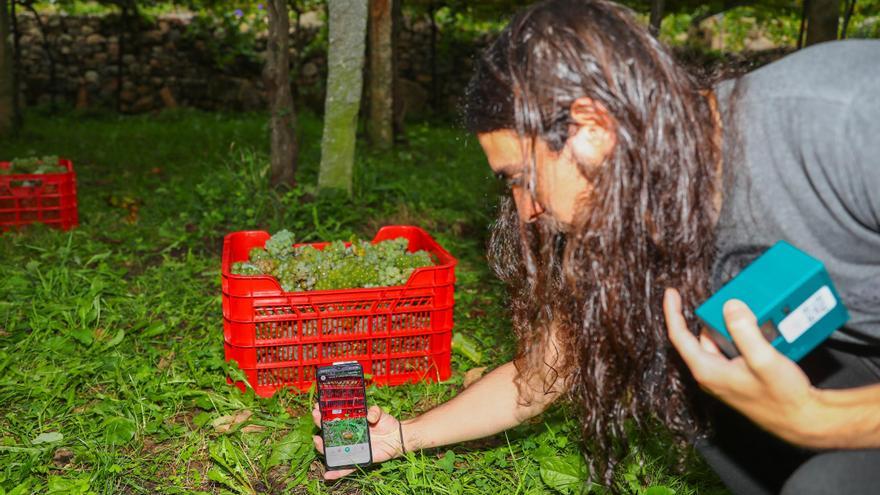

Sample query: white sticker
[332,409,342,414]
[778,285,837,343]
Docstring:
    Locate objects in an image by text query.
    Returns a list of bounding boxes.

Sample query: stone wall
[15,11,491,115]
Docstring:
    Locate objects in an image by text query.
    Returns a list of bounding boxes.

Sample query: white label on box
[778,285,837,343]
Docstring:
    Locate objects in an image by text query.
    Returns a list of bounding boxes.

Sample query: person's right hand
[312,403,407,480]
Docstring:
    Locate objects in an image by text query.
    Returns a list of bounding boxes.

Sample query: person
[312,1,880,493]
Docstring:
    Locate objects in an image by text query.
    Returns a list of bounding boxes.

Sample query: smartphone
[316,362,372,470]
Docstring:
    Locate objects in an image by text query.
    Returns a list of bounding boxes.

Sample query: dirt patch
[412,394,443,415]
[168,408,200,430]
[158,351,176,370]
[261,464,292,494]
[52,447,75,468]
[140,436,171,456]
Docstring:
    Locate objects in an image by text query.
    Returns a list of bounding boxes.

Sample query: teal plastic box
[696,241,849,362]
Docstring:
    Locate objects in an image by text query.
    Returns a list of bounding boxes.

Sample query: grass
[0,108,726,494]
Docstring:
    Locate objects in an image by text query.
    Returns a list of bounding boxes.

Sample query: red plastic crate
[0,158,78,231]
[221,226,457,397]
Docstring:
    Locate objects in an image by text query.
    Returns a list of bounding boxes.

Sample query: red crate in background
[0,158,78,231]
[221,226,457,397]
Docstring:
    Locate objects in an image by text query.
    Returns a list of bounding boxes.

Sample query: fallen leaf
[240,424,267,434]
[32,432,63,444]
[0,327,9,337]
[309,459,326,480]
[158,351,175,370]
[463,367,487,389]
[211,410,253,433]
[125,205,140,224]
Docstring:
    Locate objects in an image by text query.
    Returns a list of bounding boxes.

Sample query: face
[478,109,615,227]
[478,131,582,225]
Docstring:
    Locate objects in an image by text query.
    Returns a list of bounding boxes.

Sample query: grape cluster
[231,230,434,292]
[2,156,66,175]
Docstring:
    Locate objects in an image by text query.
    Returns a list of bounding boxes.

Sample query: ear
[567,97,617,167]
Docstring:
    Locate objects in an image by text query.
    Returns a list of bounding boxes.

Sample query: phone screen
[317,362,372,469]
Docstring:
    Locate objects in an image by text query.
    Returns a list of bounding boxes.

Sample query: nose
[512,187,546,223]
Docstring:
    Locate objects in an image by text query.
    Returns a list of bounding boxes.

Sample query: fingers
[699,331,722,355]
[664,288,704,370]
[324,468,355,480]
[665,288,742,391]
[366,405,383,424]
[312,403,322,428]
[312,435,355,480]
[723,299,784,380]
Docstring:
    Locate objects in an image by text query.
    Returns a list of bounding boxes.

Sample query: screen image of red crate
[0,159,79,231]
[319,379,367,421]
[221,226,457,397]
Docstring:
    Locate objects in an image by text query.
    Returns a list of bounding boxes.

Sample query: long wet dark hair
[466,0,721,484]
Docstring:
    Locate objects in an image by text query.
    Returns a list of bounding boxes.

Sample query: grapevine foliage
[1,156,66,175]
[231,230,434,291]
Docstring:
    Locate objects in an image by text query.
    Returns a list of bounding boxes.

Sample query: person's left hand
[664,287,832,448]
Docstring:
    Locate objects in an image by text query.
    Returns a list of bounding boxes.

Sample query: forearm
[401,361,561,451]
[806,383,880,449]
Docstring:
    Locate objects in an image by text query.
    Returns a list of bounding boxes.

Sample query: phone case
[317,362,373,470]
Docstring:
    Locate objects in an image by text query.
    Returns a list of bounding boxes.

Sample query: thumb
[723,299,782,378]
[366,405,383,424]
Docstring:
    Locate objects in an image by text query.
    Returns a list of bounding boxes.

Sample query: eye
[495,171,524,189]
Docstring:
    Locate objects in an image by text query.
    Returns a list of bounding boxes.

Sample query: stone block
[142,30,164,44]
[131,95,155,113]
[86,33,106,45]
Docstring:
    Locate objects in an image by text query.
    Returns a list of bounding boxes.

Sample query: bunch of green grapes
[2,156,66,175]
[230,230,435,291]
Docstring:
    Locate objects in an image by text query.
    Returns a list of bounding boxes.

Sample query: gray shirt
[714,40,880,349]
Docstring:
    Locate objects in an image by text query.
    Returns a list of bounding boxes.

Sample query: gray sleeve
[843,82,880,233]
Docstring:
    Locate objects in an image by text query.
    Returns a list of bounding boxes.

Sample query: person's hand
[663,288,832,448]
[312,403,406,480]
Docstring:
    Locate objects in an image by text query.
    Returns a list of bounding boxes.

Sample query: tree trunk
[805,0,841,46]
[391,0,404,139]
[117,5,127,112]
[0,0,13,135]
[265,0,298,188]
[289,2,302,102]
[428,1,437,112]
[649,0,665,35]
[367,0,393,149]
[841,0,856,39]
[10,0,22,128]
[798,0,809,48]
[318,0,368,195]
